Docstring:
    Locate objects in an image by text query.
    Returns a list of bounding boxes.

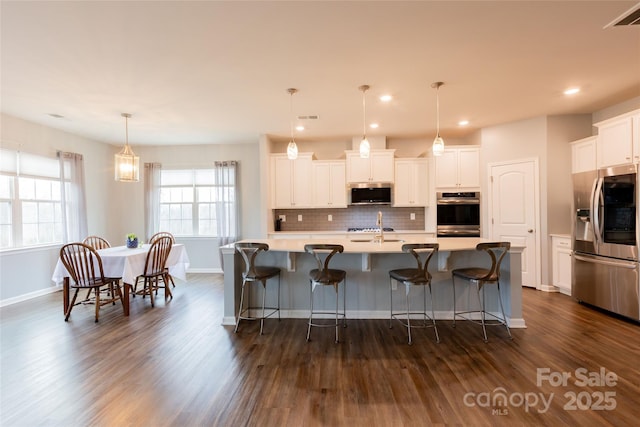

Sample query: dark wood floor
[1,274,639,427]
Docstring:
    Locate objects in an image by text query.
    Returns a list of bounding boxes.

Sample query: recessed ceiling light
[370,123,379,129]
[458,120,469,126]
[295,125,305,131]
[379,95,392,102]
[564,87,580,95]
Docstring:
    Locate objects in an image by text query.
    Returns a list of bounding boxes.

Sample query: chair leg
[94,287,100,323]
[428,283,440,343]
[335,284,339,343]
[306,281,313,342]
[477,284,488,343]
[496,282,513,340]
[260,280,267,335]
[65,289,79,321]
[389,279,394,329]
[452,275,457,327]
[148,277,155,308]
[405,287,412,345]
[277,273,281,321]
[342,278,347,328]
[235,280,247,333]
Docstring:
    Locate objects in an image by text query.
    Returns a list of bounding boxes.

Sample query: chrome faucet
[375,211,384,243]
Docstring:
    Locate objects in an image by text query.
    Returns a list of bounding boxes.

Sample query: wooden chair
[304,244,347,343]
[149,231,176,288]
[451,242,513,342]
[82,235,111,250]
[389,243,440,344]
[234,243,281,335]
[59,243,124,322]
[134,236,173,307]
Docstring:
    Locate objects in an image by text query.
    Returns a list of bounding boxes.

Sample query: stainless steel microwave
[349,183,393,205]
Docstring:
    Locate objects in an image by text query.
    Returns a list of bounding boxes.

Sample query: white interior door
[489,159,539,288]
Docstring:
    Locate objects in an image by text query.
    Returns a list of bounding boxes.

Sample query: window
[159,168,224,236]
[0,149,65,249]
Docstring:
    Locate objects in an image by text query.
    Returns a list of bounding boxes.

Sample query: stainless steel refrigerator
[572,164,640,321]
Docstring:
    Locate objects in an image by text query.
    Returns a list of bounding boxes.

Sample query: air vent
[604,2,640,28]
[297,115,319,120]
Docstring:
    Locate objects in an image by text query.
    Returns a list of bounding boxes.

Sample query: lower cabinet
[551,235,572,295]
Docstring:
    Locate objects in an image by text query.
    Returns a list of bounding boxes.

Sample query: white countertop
[222,237,521,254]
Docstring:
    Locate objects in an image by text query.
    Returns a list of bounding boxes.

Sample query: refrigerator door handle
[591,177,603,245]
[574,253,638,269]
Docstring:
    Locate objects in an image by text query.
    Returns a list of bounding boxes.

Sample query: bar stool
[451,242,513,342]
[389,243,440,344]
[304,244,347,343]
[234,242,281,335]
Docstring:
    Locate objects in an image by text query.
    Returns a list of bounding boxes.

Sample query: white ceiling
[1,1,639,147]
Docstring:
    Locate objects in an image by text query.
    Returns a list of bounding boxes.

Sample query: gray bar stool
[304,244,347,343]
[451,242,513,342]
[234,242,281,335]
[389,243,440,344]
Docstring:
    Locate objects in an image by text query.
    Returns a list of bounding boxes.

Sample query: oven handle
[436,198,480,205]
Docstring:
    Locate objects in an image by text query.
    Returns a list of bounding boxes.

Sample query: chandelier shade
[287,88,298,160]
[359,84,371,159]
[114,113,140,182]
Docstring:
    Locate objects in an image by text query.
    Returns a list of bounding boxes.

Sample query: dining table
[52,243,190,316]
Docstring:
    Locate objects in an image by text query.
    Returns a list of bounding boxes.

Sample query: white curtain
[144,162,162,241]
[58,152,87,243]
[215,161,239,269]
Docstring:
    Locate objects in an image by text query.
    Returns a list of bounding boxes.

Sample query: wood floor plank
[1,274,639,426]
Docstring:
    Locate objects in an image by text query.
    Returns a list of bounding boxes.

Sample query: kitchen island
[220,237,526,328]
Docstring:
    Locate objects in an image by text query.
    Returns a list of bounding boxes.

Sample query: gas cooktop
[347,227,394,232]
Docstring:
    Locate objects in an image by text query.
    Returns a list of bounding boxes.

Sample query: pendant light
[114,113,140,182]
[286,88,299,160]
[432,82,445,157]
[359,84,370,158]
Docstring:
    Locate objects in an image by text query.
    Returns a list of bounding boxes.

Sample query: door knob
[528,229,534,233]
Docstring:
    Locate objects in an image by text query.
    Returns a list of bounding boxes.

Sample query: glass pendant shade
[287,140,298,160]
[359,137,370,158]
[432,135,445,156]
[114,113,140,182]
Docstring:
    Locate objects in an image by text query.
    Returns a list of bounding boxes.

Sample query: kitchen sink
[350,239,404,243]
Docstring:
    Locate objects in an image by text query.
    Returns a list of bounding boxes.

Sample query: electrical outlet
[328,214,333,222]
[410,213,416,220]
[298,214,303,222]
[279,215,286,222]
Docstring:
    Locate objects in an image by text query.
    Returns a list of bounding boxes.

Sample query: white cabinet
[551,235,572,296]
[313,161,347,208]
[271,153,314,208]
[346,149,395,183]
[434,146,480,189]
[570,136,597,173]
[595,109,640,168]
[394,158,428,207]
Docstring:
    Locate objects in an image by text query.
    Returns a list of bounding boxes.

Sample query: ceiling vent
[604,2,640,28]
[297,115,319,120]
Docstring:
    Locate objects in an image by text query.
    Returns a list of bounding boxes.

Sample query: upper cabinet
[270,153,314,208]
[595,109,640,169]
[394,158,428,207]
[434,146,480,190]
[313,161,347,208]
[570,136,597,174]
[345,149,395,183]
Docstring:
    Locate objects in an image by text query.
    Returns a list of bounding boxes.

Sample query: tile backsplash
[274,206,426,232]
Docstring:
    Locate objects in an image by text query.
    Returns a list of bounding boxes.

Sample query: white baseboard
[186,268,223,274]
[0,285,61,308]
[538,284,559,292]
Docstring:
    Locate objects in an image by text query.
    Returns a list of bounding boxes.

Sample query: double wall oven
[572,164,640,321]
[436,192,480,237]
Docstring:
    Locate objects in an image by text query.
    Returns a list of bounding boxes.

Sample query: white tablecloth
[52,244,190,285]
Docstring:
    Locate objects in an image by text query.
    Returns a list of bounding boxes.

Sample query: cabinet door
[597,117,633,168]
[571,137,597,173]
[291,155,313,207]
[552,236,572,295]
[329,162,347,207]
[346,152,371,183]
[412,159,428,206]
[370,151,394,182]
[313,162,332,207]
[434,150,459,188]
[272,156,293,208]
[457,148,480,188]
[393,160,413,206]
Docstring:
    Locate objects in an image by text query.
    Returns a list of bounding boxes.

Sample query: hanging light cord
[290,90,295,143]
[124,115,129,147]
[435,85,440,137]
[362,88,367,138]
